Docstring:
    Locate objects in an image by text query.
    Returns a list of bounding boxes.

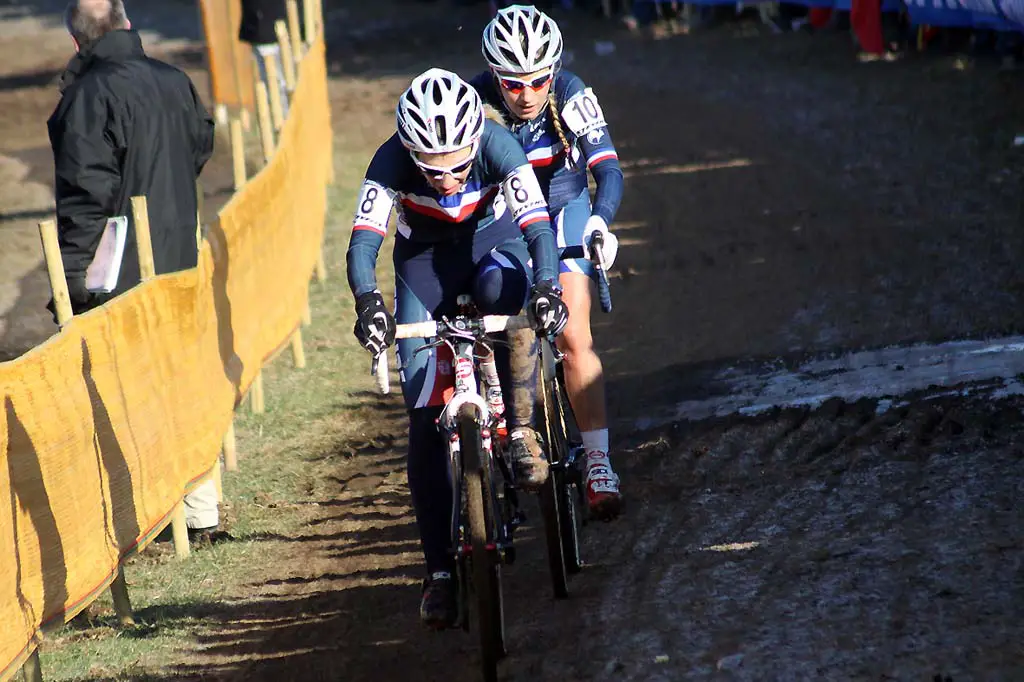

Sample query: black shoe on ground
[420,571,458,630]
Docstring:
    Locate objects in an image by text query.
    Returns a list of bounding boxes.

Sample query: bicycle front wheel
[460,407,506,682]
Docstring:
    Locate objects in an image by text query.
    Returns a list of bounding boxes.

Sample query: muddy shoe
[584,451,622,521]
[509,427,549,492]
[420,572,458,630]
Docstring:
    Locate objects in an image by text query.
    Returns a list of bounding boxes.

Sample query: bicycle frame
[373,311,532,564]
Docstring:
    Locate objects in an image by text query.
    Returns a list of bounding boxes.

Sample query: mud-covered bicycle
[372,300,530,682]
[536,232,614,599]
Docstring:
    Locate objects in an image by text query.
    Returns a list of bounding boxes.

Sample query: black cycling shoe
[420,571,458,630]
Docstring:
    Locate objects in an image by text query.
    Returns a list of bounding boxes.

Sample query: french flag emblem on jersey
[525,132,566,168]
[400,181,497,223]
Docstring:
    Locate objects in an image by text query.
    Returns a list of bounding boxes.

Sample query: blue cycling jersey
[345,119,559,297]
[469,69,623,224]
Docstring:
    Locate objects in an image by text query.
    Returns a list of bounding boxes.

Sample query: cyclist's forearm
[346,229,384,297]
[589,157,623,226]
[523,219,559,286]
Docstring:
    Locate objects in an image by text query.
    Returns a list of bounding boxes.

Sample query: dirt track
[4,0,1024,679]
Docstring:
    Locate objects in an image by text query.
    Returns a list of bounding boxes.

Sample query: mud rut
[3,1,1023,679]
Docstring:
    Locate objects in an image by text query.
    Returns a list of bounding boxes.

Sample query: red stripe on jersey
[353,223,387,236]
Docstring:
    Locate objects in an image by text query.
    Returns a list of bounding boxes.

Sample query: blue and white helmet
[396,68,484,154]
[482,4,563,74]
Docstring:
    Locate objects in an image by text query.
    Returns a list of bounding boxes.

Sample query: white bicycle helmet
[482,4,563,74]
[396,68,484,154]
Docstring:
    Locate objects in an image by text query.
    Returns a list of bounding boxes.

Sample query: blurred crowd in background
[425,0,1023,68]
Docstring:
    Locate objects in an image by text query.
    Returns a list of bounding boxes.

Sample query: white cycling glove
[582,215,619,271]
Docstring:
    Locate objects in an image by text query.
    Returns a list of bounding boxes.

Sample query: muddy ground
[3,0,1024,679]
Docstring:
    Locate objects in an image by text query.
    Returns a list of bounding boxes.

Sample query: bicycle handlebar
[372,314,532,395]
[588,233,613,314]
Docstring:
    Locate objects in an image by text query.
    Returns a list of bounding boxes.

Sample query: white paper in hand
[85,216,128,293]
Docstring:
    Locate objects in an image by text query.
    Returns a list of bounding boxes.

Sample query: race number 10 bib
[503,165,546,220]
[560,87,608,138]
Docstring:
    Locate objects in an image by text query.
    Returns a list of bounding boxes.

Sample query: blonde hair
[547,90,577,171]
[482,102,508,129]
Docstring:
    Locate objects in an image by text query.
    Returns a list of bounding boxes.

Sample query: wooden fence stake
[223,421,238,471]
[254,79,275,164]
[212,459,223,503]
[286,0,304,63]
[19,649,42,682]
[110,567,135,626]
[241,89,271,413]
[132,195,190,559]
[304,0,317,47]
[250,370,266,414]
[40,218,138,626]
[264,57,285,133]
[315,252,327,283]
[171,501,190,559]
[275,20,297,94]
[37,220,72,328]
[291,329,306,369]
[230,117,247,190]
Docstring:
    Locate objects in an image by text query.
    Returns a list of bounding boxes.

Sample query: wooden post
[230,117,247,190]
[287,0,303,63]
[254,79,276,164]
[264,57,285,132]
[19,649,42,682]
[304,0,317,47]
[37,220,72,327]
[291,329,306,369]
[275,20,297,94]
[250,370,265,414]
[315,252,326,282]
[132,195,189,559]
[171,501,190,559]
[40,219,137,625]
[223,421,238,471]
[110,567,135,626]
[212,459,223,503]
[130,197,155,280]
[226,0,248,126]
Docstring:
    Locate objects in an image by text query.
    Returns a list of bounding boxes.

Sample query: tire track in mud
[512,396,1024,681]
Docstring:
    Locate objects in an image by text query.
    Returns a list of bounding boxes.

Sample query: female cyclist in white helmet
[472,5,625,520]
[346,67,568,628]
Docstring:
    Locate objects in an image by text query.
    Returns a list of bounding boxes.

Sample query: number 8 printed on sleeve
[502,165,546,221]
[352,180,395,236]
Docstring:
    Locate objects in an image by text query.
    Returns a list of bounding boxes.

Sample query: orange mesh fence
[0,36,331,681]
[198,0,256,113]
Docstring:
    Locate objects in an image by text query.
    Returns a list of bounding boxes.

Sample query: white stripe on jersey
[401,187,487,219]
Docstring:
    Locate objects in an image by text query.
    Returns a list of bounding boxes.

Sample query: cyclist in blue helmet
[345,68,569,628]
[472,5,625,520]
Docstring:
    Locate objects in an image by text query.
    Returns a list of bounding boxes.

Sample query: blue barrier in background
[635,0,1024,31]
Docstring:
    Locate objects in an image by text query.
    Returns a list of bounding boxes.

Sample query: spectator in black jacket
[48,0,220,541]
[239,0,291,117]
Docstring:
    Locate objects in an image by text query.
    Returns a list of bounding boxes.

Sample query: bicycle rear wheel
[460,407,506,682]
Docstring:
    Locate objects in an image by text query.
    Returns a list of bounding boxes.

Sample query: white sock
[581,429,609,455]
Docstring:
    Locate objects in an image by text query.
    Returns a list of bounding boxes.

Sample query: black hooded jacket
[47,29,215,312]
